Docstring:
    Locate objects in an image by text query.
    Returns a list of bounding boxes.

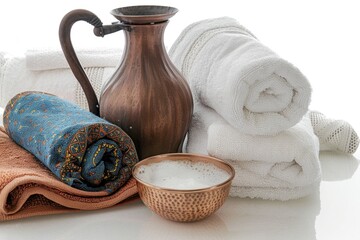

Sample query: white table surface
[0,149,359,240]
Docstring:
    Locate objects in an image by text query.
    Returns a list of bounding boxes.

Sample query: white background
[1,1,360,239]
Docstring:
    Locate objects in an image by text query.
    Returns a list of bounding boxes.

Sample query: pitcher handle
[59,9,129,115]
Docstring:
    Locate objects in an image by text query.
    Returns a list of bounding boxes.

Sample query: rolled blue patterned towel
[3,92,138,193]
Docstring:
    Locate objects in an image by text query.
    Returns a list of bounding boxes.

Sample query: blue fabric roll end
[3,92,138,193]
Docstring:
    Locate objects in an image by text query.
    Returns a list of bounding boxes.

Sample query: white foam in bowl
[135,160,231,190]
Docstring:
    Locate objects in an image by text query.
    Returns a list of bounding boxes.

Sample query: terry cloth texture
[170,18,320,200]
[0,49,120,110]
[169,17,311,136]
[0,127,138,221]
[3,92,138,193]
[25,48,121,71]
[186,104,321,201]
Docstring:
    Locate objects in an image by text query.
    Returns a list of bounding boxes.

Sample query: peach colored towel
[0,127,138,221]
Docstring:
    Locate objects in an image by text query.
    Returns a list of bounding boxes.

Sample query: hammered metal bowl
[132,153,235,222]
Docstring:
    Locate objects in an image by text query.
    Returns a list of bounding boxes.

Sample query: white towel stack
[170,17,321,200]
[0,48,122,110]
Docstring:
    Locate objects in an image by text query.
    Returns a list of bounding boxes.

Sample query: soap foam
[135,160,231,190]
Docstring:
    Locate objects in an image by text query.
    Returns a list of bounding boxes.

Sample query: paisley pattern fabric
[3,92,138,193]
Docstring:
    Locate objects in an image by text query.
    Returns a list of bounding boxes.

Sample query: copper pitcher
[59,6,193,159]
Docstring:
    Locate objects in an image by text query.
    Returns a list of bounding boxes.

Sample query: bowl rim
[132,153,235,193]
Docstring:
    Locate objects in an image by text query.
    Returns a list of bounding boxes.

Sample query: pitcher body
[59,6,193,159]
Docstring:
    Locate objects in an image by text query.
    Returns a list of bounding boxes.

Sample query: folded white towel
[186,104,321,201]
[0,107,3,126]
[169,17,311,135]
[26,48,122,71]
[0,52,5,69]
[0,52,7,86]
[0,50,119,109]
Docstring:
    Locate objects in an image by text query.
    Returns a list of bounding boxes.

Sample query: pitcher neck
[123,21,168,55]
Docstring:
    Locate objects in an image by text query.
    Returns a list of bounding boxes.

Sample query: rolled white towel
[26,48,122,71]
[169,17,311,135]
[186,104,321,201]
